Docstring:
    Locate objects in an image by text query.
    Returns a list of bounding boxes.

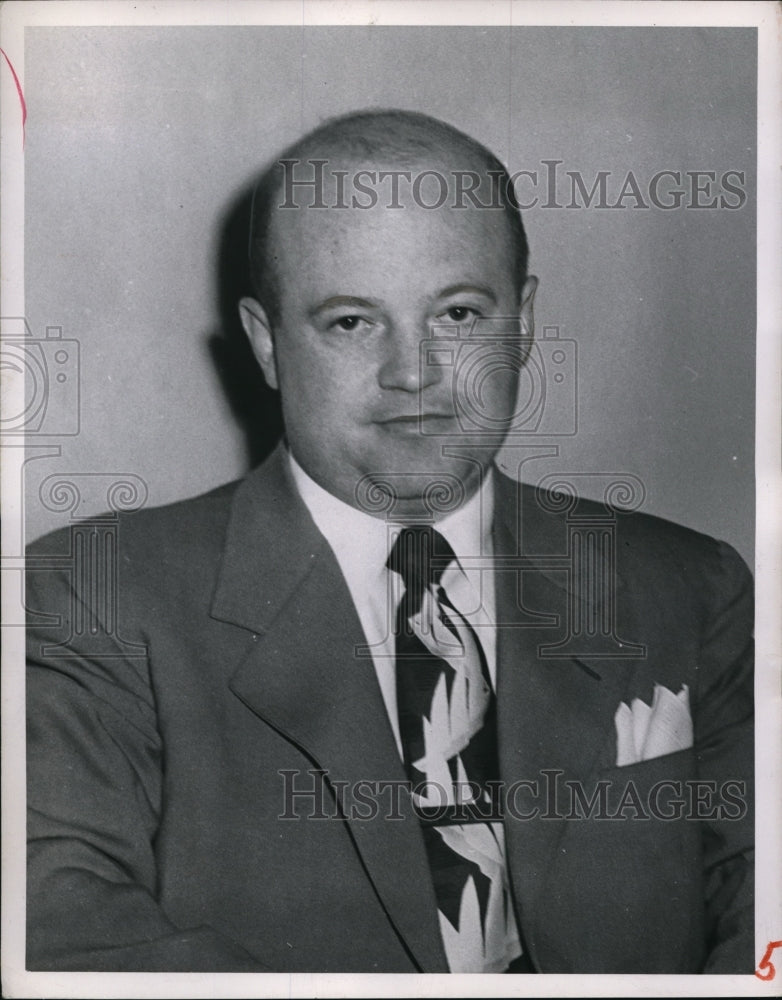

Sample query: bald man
[26,110,754,974]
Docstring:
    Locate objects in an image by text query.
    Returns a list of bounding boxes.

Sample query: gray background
[23,26,756,564]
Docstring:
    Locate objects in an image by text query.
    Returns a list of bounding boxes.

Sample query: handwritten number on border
[755,940,782,981]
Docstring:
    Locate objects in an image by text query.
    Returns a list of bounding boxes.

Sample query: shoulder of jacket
[495,467,750,582]
[27,477,242,563]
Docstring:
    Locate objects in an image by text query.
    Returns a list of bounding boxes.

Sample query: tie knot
[387,526,455,607]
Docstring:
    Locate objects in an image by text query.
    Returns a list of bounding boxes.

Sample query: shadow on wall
[208,182,284,470]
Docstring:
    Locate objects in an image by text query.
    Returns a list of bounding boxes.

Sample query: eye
[330,315,369,333]
[443,305,478,323]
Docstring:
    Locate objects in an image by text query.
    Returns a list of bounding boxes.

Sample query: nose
[377,318,442,393]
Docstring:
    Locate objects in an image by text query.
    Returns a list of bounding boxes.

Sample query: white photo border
[1,2,780,997]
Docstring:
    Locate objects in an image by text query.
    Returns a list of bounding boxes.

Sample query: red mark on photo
[1,47,26,146]
[755,940,782,981]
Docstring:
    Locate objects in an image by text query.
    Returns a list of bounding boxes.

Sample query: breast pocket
[534,748,706,972]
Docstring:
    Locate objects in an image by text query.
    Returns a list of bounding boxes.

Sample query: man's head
[239,109,537,520]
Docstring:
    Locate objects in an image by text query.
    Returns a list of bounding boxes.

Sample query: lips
[379,412,453,422]
[376,413,455,432]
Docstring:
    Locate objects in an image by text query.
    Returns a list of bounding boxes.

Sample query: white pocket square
[614,684,693,766]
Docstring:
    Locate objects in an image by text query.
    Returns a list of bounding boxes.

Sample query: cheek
[275,338,376,429]
[493,368,522,409]
[457,351,520,417]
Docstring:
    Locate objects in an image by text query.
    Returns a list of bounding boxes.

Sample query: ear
[238,296,278,390]
[519,275,538,337]
[518,275,538,366]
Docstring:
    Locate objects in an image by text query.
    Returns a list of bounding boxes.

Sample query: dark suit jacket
[26,446,754,973]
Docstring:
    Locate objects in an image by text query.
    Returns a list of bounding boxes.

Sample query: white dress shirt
[287,451,497,757]
[287,451,521,973]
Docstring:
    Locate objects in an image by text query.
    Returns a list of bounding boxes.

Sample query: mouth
[376,413,455,433]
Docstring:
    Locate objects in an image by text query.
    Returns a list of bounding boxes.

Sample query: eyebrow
[438,283,497,303]
[308,295,381,318]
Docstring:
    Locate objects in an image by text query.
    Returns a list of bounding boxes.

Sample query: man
[26,110,754,974]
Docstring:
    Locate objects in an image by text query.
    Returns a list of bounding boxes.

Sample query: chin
[354,460,481,521]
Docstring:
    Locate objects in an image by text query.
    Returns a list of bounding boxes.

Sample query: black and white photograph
[1,1,780,996]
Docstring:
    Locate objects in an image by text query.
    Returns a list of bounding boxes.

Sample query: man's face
[241,159,537,520]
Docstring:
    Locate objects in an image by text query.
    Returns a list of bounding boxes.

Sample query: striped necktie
[387,525,522,973]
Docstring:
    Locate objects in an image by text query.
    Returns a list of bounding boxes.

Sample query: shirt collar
[286,450,494,583]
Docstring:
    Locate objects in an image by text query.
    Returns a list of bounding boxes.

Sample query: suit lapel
[493,477,644,945]
[211,448,448,972]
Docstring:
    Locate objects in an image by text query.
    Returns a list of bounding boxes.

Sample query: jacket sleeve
[26,549,268,972]
[695,539,755,973]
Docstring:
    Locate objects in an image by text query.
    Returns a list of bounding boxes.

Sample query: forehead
[268,153,515,273]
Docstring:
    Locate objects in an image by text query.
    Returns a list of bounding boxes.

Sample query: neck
[369,471,485,525]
